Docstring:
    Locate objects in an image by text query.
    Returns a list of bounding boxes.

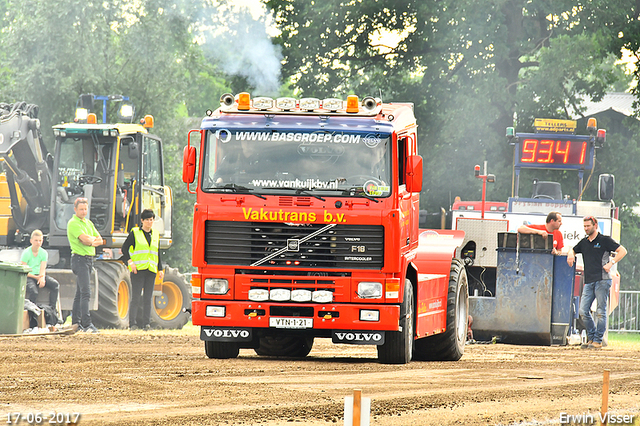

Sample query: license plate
[269,317,313,329]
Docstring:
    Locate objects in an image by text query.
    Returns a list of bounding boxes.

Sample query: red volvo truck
[182,93,468,364]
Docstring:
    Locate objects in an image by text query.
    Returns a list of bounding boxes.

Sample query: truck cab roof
[202,96,416,134]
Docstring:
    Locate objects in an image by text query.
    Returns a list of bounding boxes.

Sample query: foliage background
[1,0,640,288]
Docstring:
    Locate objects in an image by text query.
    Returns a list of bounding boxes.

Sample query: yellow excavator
[0,96,190,329]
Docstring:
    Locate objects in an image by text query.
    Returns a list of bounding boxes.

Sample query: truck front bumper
[192,300,400,332]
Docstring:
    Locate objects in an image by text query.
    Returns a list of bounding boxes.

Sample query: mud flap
[200,326,253,342]
[332,330,385,345]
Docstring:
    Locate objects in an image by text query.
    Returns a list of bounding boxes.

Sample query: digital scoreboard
[515,135,593,170]
[510,119,595,171]
[507,118,604,199]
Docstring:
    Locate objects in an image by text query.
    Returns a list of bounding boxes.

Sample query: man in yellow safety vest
[121,209,165,330]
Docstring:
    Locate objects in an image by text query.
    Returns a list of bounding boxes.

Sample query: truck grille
[205,221,384,269]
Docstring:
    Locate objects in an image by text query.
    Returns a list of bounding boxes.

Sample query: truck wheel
[149,267,191,329]
[414,258,468,361]
[205,341,239,359]
[377,279,414,364]
[92,261,131,329]
[255,335,314,357]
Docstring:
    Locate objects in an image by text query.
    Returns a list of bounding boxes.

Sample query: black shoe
[580,340,592,349]
[83,324,100,334]
[143,324,152,331]
[129,325,139,331]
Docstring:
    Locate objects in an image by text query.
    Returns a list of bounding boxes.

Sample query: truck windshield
[202,130,392,197]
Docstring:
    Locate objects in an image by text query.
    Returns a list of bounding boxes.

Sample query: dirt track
[1,328,639,426]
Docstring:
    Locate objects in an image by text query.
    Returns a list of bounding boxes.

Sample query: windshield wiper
[219,183,267,200]
[262,186,326,201]
[344,187,380,203]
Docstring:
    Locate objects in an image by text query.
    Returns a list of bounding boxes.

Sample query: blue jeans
[71,254,94,328]
[579,279,611,344]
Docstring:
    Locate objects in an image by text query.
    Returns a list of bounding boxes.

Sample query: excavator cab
[49,123,173,252]
[52,133,115,231]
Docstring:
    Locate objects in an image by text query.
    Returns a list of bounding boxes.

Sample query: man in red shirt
[517,211,564,255]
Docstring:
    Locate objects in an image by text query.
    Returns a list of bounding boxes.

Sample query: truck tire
[377,279,414,364]
[414,259,468,361]
[254,335,314,357]
[149,267,191,329]
[205,341,239,359]
[92,261,131,329]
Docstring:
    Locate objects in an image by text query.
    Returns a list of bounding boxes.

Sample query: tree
[266,0,632,205]
[0,0,223,272]
[267,0,640,289]
[0,0,205,130]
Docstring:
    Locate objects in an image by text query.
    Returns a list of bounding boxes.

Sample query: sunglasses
[583,215,597,225]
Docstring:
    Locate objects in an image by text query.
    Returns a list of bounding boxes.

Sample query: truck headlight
[204,278,229,295]
[360,310,380,321]
[357,282,383,299]
[299,97,321,111]
[252,97,275,110]
[248,288,269,301]
[206,306,226,317]
[291,289,312,302]
[276,97,297,111]
[322,98,343,112]
[312,290,333,303]
[270,288,291,301]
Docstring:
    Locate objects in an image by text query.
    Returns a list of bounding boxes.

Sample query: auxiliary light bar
[218,93,381,114]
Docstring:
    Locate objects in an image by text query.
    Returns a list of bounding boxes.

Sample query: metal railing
[609,291,640,332]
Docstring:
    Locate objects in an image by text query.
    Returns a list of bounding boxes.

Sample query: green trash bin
[0,261,31,334]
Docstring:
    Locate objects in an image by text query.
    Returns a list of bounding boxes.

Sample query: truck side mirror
[406,155,423,193]
[598,174,614,201]
[128,141,139,159]
[182,145,197,184]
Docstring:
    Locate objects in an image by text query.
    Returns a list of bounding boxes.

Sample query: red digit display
[579,141,587,164]
[538,139,553,163]
[555,140,570,163]
[521,139,537,162]
[519,138,589,168]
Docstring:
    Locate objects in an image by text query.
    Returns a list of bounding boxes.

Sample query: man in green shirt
[21,229,59,308]
[67,198,104,333]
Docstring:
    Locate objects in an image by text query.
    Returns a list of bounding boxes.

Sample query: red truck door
[398,134,420,247]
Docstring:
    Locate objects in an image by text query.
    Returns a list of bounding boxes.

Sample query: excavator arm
[0,102,52,235]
